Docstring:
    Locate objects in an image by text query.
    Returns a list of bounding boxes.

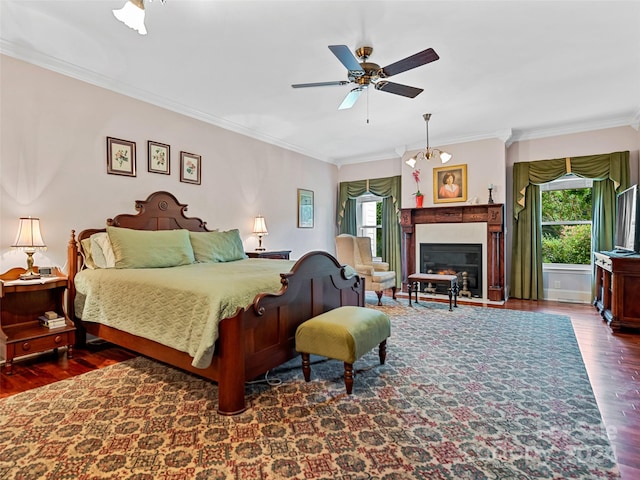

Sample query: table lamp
[12,216,47,280]
[253,215,268,251]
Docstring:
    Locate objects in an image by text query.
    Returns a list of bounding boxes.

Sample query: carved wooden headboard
[109,191,211,232]
[69,191,213,280]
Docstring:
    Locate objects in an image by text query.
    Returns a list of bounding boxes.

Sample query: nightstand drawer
[12,329,74,354]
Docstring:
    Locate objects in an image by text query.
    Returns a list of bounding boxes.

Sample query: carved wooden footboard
[66,191,364,415]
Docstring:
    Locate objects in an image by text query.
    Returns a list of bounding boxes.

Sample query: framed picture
[297,188,314,228]
[106,137,136,177]
[180,151,201,185]
[148,141,170,175]
[433,164,467,204]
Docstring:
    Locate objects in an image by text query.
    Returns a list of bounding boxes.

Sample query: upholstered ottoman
[295,306,391,394]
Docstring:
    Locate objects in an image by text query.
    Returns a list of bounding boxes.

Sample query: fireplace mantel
[400,204,505,301]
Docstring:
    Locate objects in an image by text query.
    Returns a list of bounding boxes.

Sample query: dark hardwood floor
[1,299,638,479]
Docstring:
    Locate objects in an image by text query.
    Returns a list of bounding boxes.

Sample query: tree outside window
[541,175,592,265]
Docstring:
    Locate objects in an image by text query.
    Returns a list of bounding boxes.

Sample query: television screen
[614,185,639,253]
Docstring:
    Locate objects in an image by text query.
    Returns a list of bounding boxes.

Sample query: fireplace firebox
[420,243,482,298]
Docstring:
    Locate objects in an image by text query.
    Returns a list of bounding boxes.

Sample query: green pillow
[189,229,247,263]
[107,226,195,269]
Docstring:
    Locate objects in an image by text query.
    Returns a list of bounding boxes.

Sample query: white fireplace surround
[416,223,488,299]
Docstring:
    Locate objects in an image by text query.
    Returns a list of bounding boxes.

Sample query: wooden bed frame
[66,191,364,415]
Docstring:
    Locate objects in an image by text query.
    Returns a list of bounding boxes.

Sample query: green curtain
[511,151,630,299]
[339,198,357,235]
[337,176,402,288]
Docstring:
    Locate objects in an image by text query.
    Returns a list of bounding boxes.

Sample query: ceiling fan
[291,45,439,110]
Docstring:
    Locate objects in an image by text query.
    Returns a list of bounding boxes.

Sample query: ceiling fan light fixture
[409,113,452,166]
[113,0,147,35]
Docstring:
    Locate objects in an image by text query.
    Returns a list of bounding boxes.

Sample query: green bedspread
[74,259,295,368]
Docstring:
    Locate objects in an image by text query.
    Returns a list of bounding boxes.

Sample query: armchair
[335,234,397,306]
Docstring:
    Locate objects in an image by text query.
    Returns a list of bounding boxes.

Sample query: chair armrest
[355,264,375,276]
[372,261,389,271]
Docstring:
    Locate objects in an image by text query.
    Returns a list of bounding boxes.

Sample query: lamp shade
[252,216,268,235]
[113,0,147,35]
[12,217,46,251]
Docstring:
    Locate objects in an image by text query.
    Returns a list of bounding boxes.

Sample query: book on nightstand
[38,315,67,328]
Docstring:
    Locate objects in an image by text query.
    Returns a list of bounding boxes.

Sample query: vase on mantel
[415,195,424,208]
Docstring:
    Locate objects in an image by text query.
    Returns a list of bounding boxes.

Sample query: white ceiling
[2,0,639,165]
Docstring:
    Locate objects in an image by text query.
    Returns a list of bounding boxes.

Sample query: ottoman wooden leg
[378,339,387,365]
[301,353,311,382]
[344,362,354,394]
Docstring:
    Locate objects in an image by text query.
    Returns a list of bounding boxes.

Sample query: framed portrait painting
[148,141,170,175]
[180,151,201,185]
[107,137,136,177]
[433,164,467,204]
[297,189,314,228]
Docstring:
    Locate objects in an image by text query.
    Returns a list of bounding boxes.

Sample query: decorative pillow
[189,229,247,263]
[107,226,195,269]
[80,237,97,269]
[90,232,116,269]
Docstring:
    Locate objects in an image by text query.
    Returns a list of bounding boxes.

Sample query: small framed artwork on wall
[433,164,467,204]
[107,137,136,177]
[180,151,201,185]
[148,141,170,175]
[297,188,314,228]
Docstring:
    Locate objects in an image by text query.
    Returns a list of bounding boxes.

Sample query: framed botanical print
[433,164,467,204]
[107,137,136,177]
[180,151,201,185]
[297,188,314,228]
[148,141,170,175]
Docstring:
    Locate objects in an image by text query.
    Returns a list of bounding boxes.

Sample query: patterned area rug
[0,296,620,479]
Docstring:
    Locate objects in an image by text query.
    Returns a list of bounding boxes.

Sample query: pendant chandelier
[405,113,452,168]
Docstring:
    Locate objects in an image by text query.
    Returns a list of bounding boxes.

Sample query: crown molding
[631,107,640,130]
[3,40,638,167]
[510,114,638,143]
[0,41,335,165]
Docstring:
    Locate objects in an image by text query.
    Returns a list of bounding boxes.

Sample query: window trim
[540,175,593,267]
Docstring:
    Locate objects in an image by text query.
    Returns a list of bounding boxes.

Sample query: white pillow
[90,232,116,268]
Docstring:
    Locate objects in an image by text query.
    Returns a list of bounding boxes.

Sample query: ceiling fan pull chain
[366,87,370,124]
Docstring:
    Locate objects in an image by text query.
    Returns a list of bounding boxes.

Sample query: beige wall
[0,56,339,271]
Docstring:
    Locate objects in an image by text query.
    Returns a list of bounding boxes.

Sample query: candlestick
[488,185,495,204]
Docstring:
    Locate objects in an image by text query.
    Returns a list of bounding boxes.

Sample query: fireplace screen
[419,243,483,298]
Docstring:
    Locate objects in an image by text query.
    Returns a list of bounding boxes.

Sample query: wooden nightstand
[246,250,291,260]
[0,267,75,375]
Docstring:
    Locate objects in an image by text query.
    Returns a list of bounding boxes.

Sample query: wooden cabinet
[246,250,291,260]
[594,251,640,332]
[0,267,75,374]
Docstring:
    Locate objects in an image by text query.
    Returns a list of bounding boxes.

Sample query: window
[541,175,592,265]
[356,194,383,258]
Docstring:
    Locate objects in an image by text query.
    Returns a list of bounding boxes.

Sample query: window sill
[542,263,592,274]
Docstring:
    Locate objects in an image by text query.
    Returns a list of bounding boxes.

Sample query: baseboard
[544,288,592,304]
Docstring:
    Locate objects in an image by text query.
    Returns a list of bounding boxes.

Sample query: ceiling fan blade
[375,81,423,98]
[292,81,349,88]
[379,48,439,78]
[338,88,363,110]
[328,45,364,73]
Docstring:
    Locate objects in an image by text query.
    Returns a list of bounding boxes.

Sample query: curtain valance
[513,151,630,220]
[337,176,401,228]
